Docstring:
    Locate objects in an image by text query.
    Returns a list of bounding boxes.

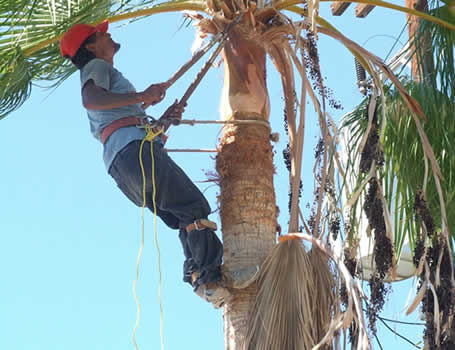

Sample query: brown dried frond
[246,239,337,350]
[196,18,218,35]
[204,170,220,185]
[246,239,317,350]
[262,25,293,46]
[280,233,372,349]
[255,7,278,24]
[308,248,336,344]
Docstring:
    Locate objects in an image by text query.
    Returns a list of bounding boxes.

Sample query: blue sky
[1,2,426,349]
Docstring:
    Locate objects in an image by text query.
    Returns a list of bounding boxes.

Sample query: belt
[101,116,142,144]
[101,116,167,145]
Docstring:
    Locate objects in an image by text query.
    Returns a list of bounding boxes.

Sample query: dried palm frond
[250,234,372,350]
[246,237,318,350]
[267,40,306,233]
[279,0,455,31]
[308,247,335,343]
[307,0,320,37]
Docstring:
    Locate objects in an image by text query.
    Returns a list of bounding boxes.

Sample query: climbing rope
[133,125,165,350]
[179,118,271,130]
[164,119,275,153]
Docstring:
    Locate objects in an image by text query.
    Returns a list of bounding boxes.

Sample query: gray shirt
[80,58,146,170]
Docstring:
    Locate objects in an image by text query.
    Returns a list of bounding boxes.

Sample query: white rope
[165,148,217,153]
[179,118,271,130]
[163,119,273,153]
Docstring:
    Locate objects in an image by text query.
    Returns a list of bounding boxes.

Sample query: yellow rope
[133,125,165,350]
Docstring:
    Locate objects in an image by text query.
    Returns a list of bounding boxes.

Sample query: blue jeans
[108,139,223,287]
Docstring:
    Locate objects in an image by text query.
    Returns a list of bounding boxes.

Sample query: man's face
[85,31,120,60]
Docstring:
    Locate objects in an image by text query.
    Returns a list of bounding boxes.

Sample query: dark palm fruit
[363,178,392,335]
[414,191,455,348]
[330,217,340,241]
[360,100,384,173]
[304,31,342,110]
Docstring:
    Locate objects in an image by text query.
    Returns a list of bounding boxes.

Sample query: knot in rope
[143,124,163,142]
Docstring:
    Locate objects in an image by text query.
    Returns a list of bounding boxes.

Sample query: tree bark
[405,0,432,80]
[216,28,277,350]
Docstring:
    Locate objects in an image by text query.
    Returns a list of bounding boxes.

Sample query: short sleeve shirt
[80,58,146,170]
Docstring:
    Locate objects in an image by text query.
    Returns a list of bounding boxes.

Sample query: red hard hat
[60,20,108,58]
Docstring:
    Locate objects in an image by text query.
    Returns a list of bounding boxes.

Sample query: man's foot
[190,265,261,307]
[194,282,232,309]
[222,265,261,289]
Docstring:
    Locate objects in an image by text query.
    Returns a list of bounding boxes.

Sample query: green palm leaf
[0,0,112,118]
[414,0,455,99]
[342,0,455,263]
[342,80,455,258]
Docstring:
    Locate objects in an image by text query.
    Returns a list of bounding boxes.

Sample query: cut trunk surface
[216,29,277,350]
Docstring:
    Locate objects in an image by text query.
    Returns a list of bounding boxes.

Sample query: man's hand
[81,80,171,111]
[160,99,186,124]
[140,82,170,110]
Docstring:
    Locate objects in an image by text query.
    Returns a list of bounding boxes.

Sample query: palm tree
[1,0,454,348]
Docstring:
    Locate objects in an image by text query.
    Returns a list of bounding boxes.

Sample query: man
[59,20,231,307]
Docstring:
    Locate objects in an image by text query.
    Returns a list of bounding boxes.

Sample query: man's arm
[82,80,168,110]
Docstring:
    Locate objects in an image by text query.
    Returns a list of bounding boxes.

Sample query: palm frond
[246,240,314,350]
[278,0,455,31]
[341,80,455,260]
[0,0,112,119]
[414,1,455,100]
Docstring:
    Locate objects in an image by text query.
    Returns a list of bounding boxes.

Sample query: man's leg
[179,227,223,288]
[109,140,225,292]
[147,141,224,289]
[108,139,210,225]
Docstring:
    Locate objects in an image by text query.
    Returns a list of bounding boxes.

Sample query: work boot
[193,279,233,309]
[180,220,230,308]
[183,258,198,285]
[222,264,261,289]
[183,220,223,287]
[192,265,260,308]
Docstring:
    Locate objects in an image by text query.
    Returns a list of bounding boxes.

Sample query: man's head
[60,21,120,69]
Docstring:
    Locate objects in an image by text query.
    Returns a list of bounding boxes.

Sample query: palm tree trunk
[216,28,277,349]
[405,0,433,80]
